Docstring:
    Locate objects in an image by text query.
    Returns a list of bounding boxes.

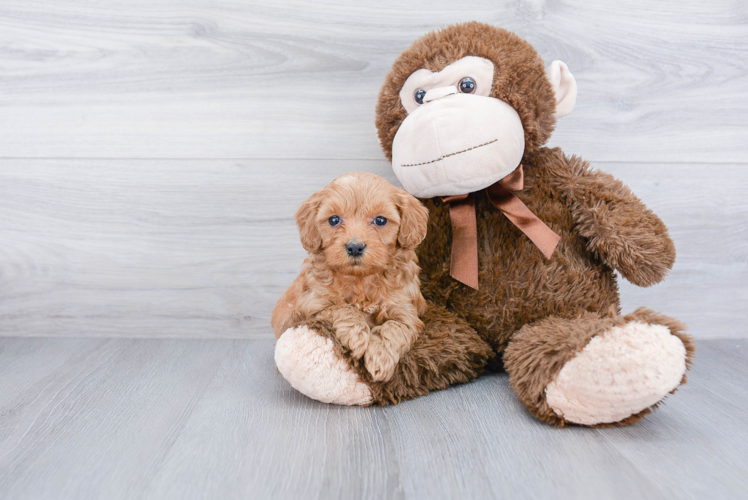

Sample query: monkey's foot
[545,321,687,426]
[275,326,372,405]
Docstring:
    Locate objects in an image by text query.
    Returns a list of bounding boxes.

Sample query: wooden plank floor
[0,337,745,500]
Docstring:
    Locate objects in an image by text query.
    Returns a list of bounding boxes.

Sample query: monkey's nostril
[345,242,366,257]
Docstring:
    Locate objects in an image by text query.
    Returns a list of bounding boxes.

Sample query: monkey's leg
[362,303,494,405]
[274,323,373,406]
[274,303,493,406]
[503,308,695,427]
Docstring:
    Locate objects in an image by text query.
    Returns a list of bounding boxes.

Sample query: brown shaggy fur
[369,21,694,426]
[272,172,430,382]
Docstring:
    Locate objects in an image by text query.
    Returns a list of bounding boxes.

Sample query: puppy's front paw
[337,322,371,359]
[364,334,399,382]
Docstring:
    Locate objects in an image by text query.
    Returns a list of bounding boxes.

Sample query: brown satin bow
[441,165,561,289]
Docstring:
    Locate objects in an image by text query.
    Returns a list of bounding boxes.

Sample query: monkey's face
[378,23,577,199]
[392,56,525,198]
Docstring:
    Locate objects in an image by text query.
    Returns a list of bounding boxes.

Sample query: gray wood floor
[0,337,746,500]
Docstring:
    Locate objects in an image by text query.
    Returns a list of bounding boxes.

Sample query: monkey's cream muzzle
[391,56,526,198]
[391,56,576,200]
[392,91,524,198]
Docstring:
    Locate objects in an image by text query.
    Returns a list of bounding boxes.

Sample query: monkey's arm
[545,150,675,287]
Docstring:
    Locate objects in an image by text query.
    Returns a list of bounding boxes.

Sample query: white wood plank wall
[0,0,746,339]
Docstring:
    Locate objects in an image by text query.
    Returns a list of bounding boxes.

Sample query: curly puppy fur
[364,21,693,425]
[272,172,430,382]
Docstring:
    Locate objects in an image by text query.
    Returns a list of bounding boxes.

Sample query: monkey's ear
[546,60,577,118]
[295,192,323,253]
[396,190,429,250]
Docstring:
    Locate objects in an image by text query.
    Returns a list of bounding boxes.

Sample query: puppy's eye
[414,89,426,105]
[328,216,341,226]
[458,77,476,94]
[374,216,387,226]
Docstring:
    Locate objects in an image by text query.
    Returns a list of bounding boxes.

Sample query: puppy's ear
[295,191,323,253]
[395,190,429,250]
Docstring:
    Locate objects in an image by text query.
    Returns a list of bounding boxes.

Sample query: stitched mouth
[400,138,498,168]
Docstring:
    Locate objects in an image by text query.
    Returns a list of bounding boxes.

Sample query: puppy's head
[295,172,429,276]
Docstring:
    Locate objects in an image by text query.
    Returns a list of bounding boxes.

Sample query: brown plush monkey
[274,22,694,427]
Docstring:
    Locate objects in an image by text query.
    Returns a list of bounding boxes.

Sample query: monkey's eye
[458,77,476,94]
[328,216,341,226]
[374,216,387,227]
[414,89,426,105]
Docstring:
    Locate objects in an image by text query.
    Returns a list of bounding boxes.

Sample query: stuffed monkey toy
[274,22,694,427]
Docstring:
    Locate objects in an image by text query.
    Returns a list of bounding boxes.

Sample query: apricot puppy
[271,172,429,382]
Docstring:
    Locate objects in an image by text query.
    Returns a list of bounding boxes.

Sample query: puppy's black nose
[345,242,366,257]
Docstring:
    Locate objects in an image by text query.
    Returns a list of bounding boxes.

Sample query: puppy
[271,172,429,382]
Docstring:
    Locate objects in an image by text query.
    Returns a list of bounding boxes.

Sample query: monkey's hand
[548,151,676,287]
[365,320,418,382]
[317,306,371,359]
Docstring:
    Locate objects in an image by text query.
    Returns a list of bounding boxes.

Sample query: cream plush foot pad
[275,326,373,406]
[545,321,687,425]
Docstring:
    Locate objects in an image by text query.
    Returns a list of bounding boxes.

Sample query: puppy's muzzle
[345,241,366,257]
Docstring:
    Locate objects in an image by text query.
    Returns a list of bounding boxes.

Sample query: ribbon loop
[497,165,524,191]
[442,165,561,289]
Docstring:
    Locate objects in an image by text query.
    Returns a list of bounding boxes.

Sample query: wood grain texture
[0,159,745,339]
[0,0,746,161]
[0,338,745,500]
